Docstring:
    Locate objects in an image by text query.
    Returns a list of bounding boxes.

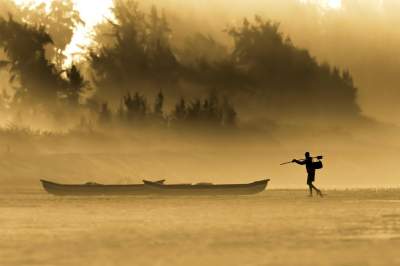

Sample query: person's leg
[311,184,323,197]
[307,174,314,196]
[307,180,313,196]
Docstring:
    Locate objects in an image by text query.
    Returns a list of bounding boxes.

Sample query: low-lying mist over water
[0,122,399,188]
[0,0,399,188]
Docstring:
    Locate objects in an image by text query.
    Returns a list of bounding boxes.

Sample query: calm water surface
[1,188,400,266]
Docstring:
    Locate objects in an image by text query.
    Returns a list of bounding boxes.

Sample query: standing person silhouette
[293,152,323,197]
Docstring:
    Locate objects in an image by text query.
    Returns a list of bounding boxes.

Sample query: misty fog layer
[0,0,399,187]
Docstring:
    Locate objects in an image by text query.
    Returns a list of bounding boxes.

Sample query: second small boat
[143,179,269,195]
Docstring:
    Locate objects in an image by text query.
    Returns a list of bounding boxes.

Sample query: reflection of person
[293,152,323,197]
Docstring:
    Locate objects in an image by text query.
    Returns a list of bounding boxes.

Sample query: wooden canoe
[40,179,165,196]
[142,179,270,195]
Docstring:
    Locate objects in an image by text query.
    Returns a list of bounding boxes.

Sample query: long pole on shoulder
[280,156,324,166]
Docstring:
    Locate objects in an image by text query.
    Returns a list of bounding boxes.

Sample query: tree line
[0,0,362,131]
[98,91,237,128]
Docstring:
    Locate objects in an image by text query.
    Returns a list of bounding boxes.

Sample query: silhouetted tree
[203,90,222,123]
[186,99,202,122]
[153,90,164,116]
[18,0,83,66]
[222,97,237,127]
[226,16,360,117]
[173,97,187,121]
[123,92,147,121]
[98,102,112,125]
[179,33,228,66]
[147,6,177,74]
[0,16,61,106]
[65,64,86,105]
[89,1,178,102]
[170,93,238,128]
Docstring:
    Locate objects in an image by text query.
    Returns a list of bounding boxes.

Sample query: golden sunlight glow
[14,0,114,66]
[63,0,113,66]
[327,0,341,9]
[14,0,113,26]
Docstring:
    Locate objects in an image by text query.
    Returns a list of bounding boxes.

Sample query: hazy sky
[9,0,400,124]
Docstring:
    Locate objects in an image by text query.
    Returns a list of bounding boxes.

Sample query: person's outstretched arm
[292,159,306,165]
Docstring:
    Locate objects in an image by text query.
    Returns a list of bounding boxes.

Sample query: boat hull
[41,179,269,196]
[142,179,269,196]
[40,179,158,196]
